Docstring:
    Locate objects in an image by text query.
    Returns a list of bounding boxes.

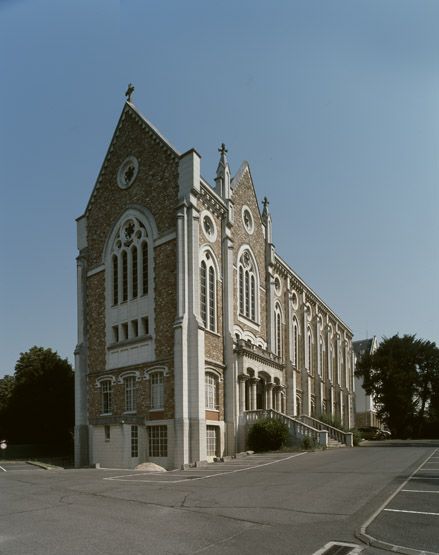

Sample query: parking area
[0,461,46,472]
[103,451,307,484]
[362,447,439,555]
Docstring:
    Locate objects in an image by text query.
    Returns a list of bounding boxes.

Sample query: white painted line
[104,452,307,484]
[384,508,439,516]
[358,447,439,551]
[402,489,439,494]
[411,476,439,480]
[312,541,364,555]
[0,466,6,472]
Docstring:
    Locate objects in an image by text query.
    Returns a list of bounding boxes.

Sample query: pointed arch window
[329,344,334,382]
[319,336,324,377]
[141,241,148,295]
[274,304,282,357]
[200,252,217,332]
[122,250,128,302]
[109,218,151,306]
[112,255,118,305]
[131,245,138,298]
[307,326,313,374]
[238,249,258,322]
[292,317,299,367]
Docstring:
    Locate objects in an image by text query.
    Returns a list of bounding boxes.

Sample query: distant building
[353,336,380,427]
[75,97,355,469]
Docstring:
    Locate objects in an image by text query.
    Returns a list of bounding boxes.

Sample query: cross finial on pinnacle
[218,143,228,156]
[125,83,135,102]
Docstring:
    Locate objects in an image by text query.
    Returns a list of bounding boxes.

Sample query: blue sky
[1,0,438,376]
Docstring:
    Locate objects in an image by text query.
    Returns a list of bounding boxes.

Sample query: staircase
[327,438,345,449]
[298,415,353,447]
[241,410,353,449]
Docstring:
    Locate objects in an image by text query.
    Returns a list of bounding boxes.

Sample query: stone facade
[75,99,355,470]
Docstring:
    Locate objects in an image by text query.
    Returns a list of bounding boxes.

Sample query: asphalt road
[1,441,438,555]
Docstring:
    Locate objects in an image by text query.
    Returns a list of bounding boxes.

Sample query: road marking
[411,476,439,480]
[358,447,439,553]
[104,452,307,484]
[0,466,6,472]
[312,541,364,555]
[402,489,439,494]
[384,508,439,516]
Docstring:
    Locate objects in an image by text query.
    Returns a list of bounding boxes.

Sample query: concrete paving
[1,442,438,555]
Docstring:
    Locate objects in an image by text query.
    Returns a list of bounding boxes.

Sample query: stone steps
[327,439,345,448]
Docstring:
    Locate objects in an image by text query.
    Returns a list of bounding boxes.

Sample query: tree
[0,375,15,439]
[356,334,439,438]
[5,347,74,445]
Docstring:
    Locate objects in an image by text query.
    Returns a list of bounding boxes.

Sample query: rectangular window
[131,319,139,338]
[205,374,217,410]
[101,381,112,414]
[206,426,218,457]
[150,372,164,409]
[122,322,129,340]
[124,376,136,412]
[112,325,119,343]
[104,425,111,442]
[131,425,138,457]
[141,316,149,335]
[148,425,167,457]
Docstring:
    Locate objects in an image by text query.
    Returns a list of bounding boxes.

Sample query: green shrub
[301,435,317,450]
[247,418,289,452]
[350,429,362,447]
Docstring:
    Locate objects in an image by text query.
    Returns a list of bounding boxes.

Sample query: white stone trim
[154,231,176,248]
[143,366,169,380]
[87,265,105,277]
[200,209,218,243]
[95,375,116,388]
[117,370,141,384]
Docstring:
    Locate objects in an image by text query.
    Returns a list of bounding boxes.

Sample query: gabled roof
[80,102,180,218]
[353,338,374,357]
[231,160,263,221]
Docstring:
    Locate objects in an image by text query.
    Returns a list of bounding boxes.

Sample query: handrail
[242,409,328,447]
[298,415,353,446]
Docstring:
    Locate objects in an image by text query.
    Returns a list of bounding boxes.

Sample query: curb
[356,529,439,555]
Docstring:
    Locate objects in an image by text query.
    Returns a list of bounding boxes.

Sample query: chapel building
[75,96,355,469]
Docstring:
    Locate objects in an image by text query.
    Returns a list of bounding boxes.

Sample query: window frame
[237,247,259,325]
[148,425,168,457]
[150,371,164,410]
[199,249,218,333]
[205,372,219,411]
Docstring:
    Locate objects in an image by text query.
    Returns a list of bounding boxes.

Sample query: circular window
[201,211,217,242]
[117,156,139,189]
[291,291,299,310]
[274,275,282,296]
[242,206,254,234]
